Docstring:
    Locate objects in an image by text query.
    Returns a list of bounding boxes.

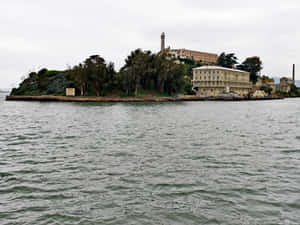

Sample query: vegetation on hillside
[11,49,193,97]
[11,69,72,96]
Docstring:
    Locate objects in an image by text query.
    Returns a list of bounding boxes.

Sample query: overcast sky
[1,0,300,89]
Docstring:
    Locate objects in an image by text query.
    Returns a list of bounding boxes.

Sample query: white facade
[66,88,75,96]
[192,66,252,97]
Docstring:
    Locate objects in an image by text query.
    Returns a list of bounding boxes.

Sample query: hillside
[10,70,73,96]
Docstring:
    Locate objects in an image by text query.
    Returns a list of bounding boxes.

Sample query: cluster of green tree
[68,55,117,96]
[117,49,190,96]
[177,57,203,78]
[217,52,263,83]
[289,84,300,97]
[11,49,192,97]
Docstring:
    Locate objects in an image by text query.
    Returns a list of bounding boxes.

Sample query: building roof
[193,66,249,74]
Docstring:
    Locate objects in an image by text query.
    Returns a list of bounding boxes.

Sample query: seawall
[5,95,284,102]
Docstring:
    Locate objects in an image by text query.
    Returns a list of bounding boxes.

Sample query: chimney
[161,32,165,52]
[293,64,295,83]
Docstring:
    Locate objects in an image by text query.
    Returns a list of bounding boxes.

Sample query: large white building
[192,66,252,97]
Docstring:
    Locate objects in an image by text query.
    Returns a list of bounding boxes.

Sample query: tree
[119,49,187,96]
[68,55,116,96]
[237,56,263,83]
[120,49,154,96]
[37,68,48,93]
[69,63,87,96]
[217,52,238,68]
[290,84,300,97]
[84,55,108,96]
[178,57,203,79]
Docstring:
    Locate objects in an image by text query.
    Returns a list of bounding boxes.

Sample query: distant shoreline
[5,95,284,102]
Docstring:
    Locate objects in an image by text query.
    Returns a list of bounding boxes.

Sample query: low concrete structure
[252,90,267,98]
[66,88,75,96]
[276,77,294,93]
[192,66,252,97]
[255,77,276,94]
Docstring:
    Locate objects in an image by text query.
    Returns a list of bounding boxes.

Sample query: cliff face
[10,71,73,96]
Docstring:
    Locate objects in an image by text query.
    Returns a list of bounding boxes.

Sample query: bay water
[1,93,300,224]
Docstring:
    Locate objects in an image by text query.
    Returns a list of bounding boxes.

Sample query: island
[6,33,299,102]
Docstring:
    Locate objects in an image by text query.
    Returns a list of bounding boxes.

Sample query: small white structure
[252,90,267,98]
[66,88,75,96]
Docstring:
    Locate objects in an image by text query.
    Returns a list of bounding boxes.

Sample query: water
[1,93,300,225]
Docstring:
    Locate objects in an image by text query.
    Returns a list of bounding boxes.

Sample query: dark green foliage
[29,72,37,78]
[46,73,73,95]
[119,49,187,96]
[290,84,300,97]
[183,77,194,95]
[38,68,48,75]
[46,70,64,77]
[68,55,117,96]
[11,49,191,97]
[217,52,238,68]
[178,58,202,79]
[10,75,39,95]
[11,71,73,96]
[237,56,263,83]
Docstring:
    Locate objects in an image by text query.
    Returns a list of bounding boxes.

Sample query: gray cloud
[1,0,299,88]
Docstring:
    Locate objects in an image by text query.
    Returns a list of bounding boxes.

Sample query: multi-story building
[192,66,252,97]
[160,33,218,65]
[169,49,218,65]
[276,77,294,93]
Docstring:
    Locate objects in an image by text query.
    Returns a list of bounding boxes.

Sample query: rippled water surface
[1,93,300,225]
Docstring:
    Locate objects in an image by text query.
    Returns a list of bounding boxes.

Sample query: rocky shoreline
[5,95,284,102]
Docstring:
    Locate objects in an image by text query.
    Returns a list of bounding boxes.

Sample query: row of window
[195,76,221,81]
[195,82,250,87]
[194,76,249,82]
[195,70,246,78]
[195,70,221,75]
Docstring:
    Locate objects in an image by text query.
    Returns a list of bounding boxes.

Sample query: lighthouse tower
[161,32,165,52]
